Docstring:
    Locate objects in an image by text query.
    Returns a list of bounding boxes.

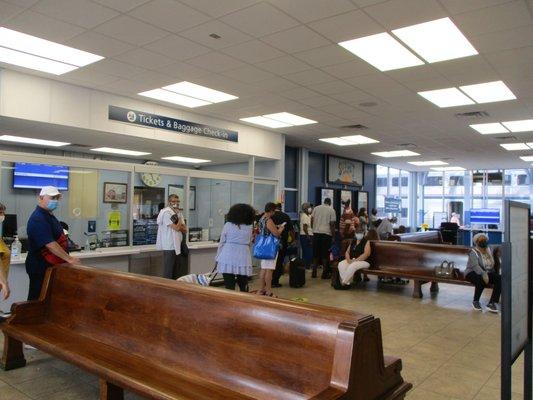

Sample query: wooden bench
[389,230,443,244]
[362,241,473,298]
[1,265,412,400]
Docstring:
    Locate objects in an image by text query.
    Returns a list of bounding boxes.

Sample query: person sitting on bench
[337,230,378,286]
[465,233,501,313]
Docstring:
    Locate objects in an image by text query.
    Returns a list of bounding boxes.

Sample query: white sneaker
[24,344,36,350]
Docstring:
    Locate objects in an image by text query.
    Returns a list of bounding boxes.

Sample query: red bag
[40,233,69,266]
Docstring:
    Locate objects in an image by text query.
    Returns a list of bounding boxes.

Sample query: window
[377,177,387,187]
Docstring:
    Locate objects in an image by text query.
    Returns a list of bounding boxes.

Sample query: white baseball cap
[39,186,61,197]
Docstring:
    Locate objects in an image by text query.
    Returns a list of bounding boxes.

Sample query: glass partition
[253,182,276,212]
[254,160,278,178]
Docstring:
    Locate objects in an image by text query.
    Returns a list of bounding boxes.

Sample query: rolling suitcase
[289,257,306,288]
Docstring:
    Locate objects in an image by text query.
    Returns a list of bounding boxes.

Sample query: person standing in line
[356,208,368,235]
[369,208,379,228]
[271,202,293,288]
[339,200,358,240]
[450,212,461,226]
[26,187,80,301]
[0,202,11,301]
[156,194,188,279]
[257,202,284,296]
[216,204,255,292]
[299,203,314,270]
[311,198,336,279]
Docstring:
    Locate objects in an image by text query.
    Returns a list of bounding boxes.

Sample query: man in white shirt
[156,194,187,279]
[311,198,336,279]
[376,216,396,240]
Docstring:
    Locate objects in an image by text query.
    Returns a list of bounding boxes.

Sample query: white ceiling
[1,0,533,171]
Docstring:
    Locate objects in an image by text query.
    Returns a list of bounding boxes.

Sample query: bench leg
[1,333,27,371]
[430,282,439,293]
[412,280,423,299]
[99,379,124,400]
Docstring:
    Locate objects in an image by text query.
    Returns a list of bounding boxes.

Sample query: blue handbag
[253,234,280,260]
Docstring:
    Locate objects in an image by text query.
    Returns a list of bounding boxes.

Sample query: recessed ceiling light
[430,166,466,171]
[459,81,516,104]
[469,123,509,135]
[163,81,237,103]
[372,150,420,158]
[502,119,533,133]
[418,87,475,107]
[139,89,211,108]
[339,32,423,71]
[162,156,210,163]
[91,147,151,156]
[519,155,533,162]
[408,160,449,166]
[240,116,291,128]
[340,135,379,144]
[0,27,103,75]
[319,137,353,146]
[0,135,70,147]
[500,143,530,151]
[263,112,317,126]
[392,17,477,63]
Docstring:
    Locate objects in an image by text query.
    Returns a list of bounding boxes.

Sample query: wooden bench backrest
[395,230,443,244]
[369,241,470,276]
[44,266,372,398]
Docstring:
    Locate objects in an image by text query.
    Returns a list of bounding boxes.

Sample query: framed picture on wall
[168,184,196,211]
[327,155,364,187]
[340,190,352,211]
[103,182,128,203]
[318,188,334,206]
[357,191,368,212]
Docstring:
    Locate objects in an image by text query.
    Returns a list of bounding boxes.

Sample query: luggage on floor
[289,257,306,288]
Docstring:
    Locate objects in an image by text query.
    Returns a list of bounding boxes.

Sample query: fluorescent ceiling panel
[502,119,533,133]
[469,123,509,135]
[430,166,466,171]
[0,46,78,75]
[519,155,533,162]
[240,116,291,128]
[340,135,379,144]
[263,112,317,126]
[339,32,423,71]
[139,89,210,108]
[500,143,530,151]
[371,150,420,158]
[408,160,448,166]
[0,135,70,147]
[162,156,210,163]
[528,143,533,149]
[392,17,477,63]
[418,87,475,107]
[319,137,353,146]
[459,81,516,104]
[91,147,151,156]
[163,81,237,103]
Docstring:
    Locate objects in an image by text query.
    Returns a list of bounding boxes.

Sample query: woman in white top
[299,203,313,270]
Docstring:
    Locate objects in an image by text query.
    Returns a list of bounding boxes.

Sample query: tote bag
[253,234,279,260]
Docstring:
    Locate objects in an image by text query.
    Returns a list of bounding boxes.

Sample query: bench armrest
[308,386,345,399]
[7,301,48,325]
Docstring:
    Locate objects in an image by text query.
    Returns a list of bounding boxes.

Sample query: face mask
[0,215,4,224]
[171,203,179,209]
[478,241,488,249]
[47,200,59,211]
[307,208,312,213]
[355,233,364,240]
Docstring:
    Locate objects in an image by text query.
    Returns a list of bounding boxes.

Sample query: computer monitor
[1,214,17,238]
[470,208,500,225]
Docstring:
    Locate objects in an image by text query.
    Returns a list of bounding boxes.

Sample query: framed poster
[168,184,196,211]
[103,182,128,203]
[357,191,368,212]
[319,188,334,205]
[340,190,352,210]
[327,155,364,187]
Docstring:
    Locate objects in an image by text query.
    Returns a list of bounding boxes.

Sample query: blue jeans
[300,235,313,268]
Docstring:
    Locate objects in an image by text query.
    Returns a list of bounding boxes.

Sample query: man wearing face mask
[26,186,80,301]
[156,194,188,279]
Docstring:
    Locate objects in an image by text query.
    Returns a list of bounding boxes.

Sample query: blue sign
[470,208,500,224]
[384,196,401,213]
[108,105,238,142]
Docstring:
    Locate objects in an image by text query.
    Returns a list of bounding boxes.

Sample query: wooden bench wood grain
[389,231,444,244]
[1,265,411,400]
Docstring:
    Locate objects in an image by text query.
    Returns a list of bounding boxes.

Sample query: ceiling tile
[432,57,499,84]
[103,78,160,94]
[351,0,388,6]
[222,65,275,84]
[4,10,85,42]
[255,55,311,74]
[280,86,321,100]
[86,58,148,79]
[179,20,253,49]
[128,70,176,88]
[308,9,382,42]
[471,24,533,54]
[95,15,167,45]
[485,47,533,69]
[261,25,330,53]
[61,68,119,86]
[220,2,299,38]
[0,1,25,23]
[386,64,443,83]
[221,40,285,63]
[2,0,37,6]
[152,61,212,80]
[178,0,260,18]
[32,0,118,29]
[294,45,354,67]
[321,59,376,79]
[439,0,513,15]
[67,31,134,57]
[91,0,150,12]
[297,96,341,107]
[364,0,446,30]
[284,68,335,85]
[309,80,354,95]
[267,0,356,23]
[250,77,300,92]
[114,48,175,70]
[187,52,246,72]
[453,1,533,36]
[128,0,210,33]
[192,74,260,97]
[329,88,377,104]
[145,34,211,60]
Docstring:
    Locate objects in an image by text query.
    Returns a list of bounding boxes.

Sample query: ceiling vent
[70,143,92,148]
[492,135,517,141]
[340,124,368,130]
[454,111,490,118]
[396,143,417,148]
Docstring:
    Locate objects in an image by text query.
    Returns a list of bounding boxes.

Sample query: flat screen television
[13,162,69,190]
[470,208,500,224]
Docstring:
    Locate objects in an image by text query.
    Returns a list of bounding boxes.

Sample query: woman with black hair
[216,203,256,291]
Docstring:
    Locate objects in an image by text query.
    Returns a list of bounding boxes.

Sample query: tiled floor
[0,272,526,399]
